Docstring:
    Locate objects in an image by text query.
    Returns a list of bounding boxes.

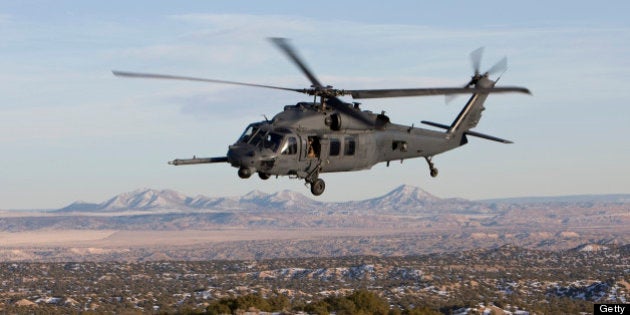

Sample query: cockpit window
[281,137,298,155]
[263,133,284,152]
[238,125,259,143]
[238,125,292,154]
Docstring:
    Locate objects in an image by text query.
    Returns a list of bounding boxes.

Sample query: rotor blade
[470,47,484,75]
[445,82,470,104]
[350,86,531,99]
[486,57,507,76]
[267,37,373,125]
[268,37,323,88]
[112,70,305,94]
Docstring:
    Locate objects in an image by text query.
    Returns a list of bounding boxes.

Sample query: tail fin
[421,90,513,145]
[447,93,488,135]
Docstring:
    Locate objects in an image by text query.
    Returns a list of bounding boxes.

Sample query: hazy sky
[1,1,629,209]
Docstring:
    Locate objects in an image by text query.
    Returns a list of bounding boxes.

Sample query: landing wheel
[430,168,438,177]
[258,172,270,180]
[425,156,438,178]
[310,178,326,196]
[238,167,253,179]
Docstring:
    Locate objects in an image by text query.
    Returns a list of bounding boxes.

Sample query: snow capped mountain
[241,190,268,201]
[57,189,194,212]
[188,195,239,210]
[381,185,440,203]
[56,188,322,213]
[99,188,190,211]
[55,185,477,213]
[357,185,442,211]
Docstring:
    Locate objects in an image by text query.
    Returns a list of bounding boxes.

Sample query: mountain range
[2,185,629,261]
[56,184,630,214]
[58,187,321,213]
[55,185,491,214]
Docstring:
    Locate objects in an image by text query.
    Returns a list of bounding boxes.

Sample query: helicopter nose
[227,145,258,169]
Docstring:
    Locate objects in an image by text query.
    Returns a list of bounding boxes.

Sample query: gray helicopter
[113,38,530,196]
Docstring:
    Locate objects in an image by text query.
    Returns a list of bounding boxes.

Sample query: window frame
[329,138,341,156]
[281,136,298,155]
[344,136,356,156]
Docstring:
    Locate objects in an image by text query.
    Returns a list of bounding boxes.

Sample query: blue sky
[1,1,629,209]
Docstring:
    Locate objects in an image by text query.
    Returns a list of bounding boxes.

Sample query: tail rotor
[446,47,509,103]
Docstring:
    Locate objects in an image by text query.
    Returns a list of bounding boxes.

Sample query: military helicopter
[113,38,530,196]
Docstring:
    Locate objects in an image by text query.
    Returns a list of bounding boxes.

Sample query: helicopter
[113,38,530,196]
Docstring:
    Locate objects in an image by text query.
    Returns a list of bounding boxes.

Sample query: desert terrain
[1,185,628,261]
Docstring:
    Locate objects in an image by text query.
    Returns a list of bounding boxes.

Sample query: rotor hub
[302,86,348,98]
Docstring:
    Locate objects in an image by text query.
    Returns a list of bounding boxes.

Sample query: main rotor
[113,38,530,127]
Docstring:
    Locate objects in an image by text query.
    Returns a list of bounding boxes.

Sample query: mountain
[55,187,323,213]
[99,188,191,211]
[254,190,322,209]
[349,185,490,214]
[58,201,101,212]
[355,185,441,211]
[58,188,193,212]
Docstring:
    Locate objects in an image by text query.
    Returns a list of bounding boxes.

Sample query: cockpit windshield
[237,124,287,153]
[238,124,263,145]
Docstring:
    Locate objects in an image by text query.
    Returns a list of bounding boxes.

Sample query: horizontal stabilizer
[420,120,450,130]
[465,130,513,144]
[169,156,228,166]
[421,121,513,144]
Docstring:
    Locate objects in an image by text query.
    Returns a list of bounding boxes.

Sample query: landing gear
[310,178,326,196]
[425,156,438,178]
[258,172,270,180]
[430,168,438,177]
[238,167,253,179]
[304,165,325,196]
[304,161,325,196]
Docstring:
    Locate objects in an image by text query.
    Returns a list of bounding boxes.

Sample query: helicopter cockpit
[237,123,263,144]
[237,123,295,154]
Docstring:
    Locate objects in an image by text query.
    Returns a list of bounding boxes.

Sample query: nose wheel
[425,157,438,178]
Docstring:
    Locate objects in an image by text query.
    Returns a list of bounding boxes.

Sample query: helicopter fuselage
[223,101,461,183]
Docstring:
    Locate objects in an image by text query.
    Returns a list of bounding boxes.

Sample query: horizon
[1,1,629,208]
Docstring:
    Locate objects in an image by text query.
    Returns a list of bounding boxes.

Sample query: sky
[1,1,629,209]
